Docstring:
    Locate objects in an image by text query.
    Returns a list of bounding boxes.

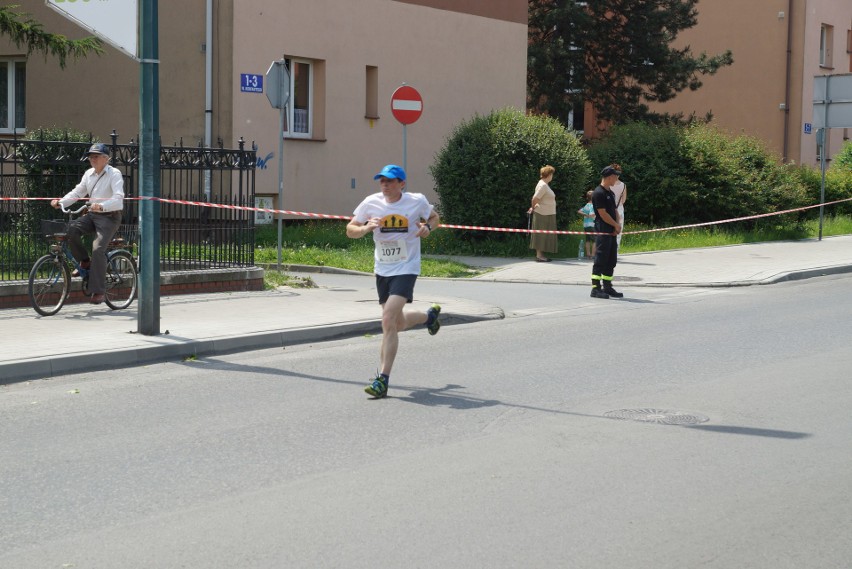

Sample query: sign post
[391,84,423,176]
[266,61,291,268]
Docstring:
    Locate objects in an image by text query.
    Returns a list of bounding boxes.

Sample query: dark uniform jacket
[591,184,618,233]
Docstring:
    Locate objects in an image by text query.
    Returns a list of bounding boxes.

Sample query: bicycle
[28,205,138,316]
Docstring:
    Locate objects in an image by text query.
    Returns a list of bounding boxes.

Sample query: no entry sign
[391,85,423,125]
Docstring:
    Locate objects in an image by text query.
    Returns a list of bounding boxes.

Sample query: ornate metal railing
[0,132,256,281]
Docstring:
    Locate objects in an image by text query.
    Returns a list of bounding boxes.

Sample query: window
[819,24,833,68]
[283,58,312,138]
[366,65,379,119]
[0,60,26,133]
[847,28,851,72]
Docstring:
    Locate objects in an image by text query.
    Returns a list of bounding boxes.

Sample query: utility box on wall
[255,197,274,225]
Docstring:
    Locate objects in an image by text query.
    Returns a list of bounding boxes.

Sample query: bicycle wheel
[104,251,138,310]
[28,255,71,316]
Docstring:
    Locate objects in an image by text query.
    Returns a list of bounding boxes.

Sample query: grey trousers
[67,211,122,295]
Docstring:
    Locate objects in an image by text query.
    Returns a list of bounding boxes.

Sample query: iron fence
[0,133,256,281]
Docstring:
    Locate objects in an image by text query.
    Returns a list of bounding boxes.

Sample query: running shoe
[364,374,388,398]
[426,303,441,336]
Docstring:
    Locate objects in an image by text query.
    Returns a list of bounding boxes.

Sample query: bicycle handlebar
[59,204,89,215]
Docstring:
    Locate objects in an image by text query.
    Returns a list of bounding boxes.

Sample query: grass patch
[256,223,482,278]
[263,270,317,290]
[621,216,852,253]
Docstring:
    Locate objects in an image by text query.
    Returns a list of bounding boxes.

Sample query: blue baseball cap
[86,143,110,156]
[373,164,406,181]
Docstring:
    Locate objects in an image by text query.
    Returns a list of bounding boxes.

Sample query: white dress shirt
[59,164,125,212]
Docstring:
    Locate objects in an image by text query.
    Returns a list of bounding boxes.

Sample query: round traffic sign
[391,85,423,125]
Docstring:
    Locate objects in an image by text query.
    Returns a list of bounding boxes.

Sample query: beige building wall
[235,0,528,217]
[651,0,852,167]
[0,2,233,149]
[1,0,526,218]
[799,0,852,165]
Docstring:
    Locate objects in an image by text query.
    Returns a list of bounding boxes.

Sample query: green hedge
[430,108,590,236]
[586,122,812,227]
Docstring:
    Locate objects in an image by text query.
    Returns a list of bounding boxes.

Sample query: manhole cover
[604,408,709,425]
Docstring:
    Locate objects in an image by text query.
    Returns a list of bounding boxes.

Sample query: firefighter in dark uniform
[590,166,624,299]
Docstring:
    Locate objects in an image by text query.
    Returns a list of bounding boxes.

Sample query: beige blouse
[532,179,556,216]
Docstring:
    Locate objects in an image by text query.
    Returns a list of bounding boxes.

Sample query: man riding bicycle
[50,143,125,305]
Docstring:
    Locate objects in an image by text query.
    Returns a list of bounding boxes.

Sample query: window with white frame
[283,58,312,138]
[819,24,833,68]
[0,60,26,133]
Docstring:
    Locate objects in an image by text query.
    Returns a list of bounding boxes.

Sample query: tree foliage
[18,127,97,233]
[834,140,852,172]
[0,4,103,69]
[430,108,590,235]
[528,0,733,126]
[586,122,811,227]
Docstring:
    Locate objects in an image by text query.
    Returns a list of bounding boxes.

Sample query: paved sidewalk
[458,235,852,287]
[2,236,850,384]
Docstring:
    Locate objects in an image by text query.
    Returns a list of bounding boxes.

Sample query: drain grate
[604,408,709,425]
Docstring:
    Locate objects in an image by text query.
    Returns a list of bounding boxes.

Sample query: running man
[346,164,442,398]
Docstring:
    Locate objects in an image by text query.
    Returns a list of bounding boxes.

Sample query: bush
[834,140,852,172]
[18,127,97,233]
[586,122,812,227]
[792,163,852,217]
[586,122,692,226]
[430,108,591,236]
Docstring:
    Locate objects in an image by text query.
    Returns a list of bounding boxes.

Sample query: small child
[577,190,596,259]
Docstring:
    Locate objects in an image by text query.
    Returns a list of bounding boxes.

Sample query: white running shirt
[352,192,434,276]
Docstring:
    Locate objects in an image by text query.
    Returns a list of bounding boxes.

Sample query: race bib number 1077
[377,240,407,263]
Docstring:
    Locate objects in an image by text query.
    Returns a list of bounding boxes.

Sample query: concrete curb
[0,310,503,384]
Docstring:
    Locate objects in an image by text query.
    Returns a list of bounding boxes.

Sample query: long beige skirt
[529,213,558,253]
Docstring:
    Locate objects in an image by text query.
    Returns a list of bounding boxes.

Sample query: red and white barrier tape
[2,195,851,235]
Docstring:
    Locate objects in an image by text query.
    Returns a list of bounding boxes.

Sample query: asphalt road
[2,274,850,568]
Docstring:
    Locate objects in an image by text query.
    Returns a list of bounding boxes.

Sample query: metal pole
[819,75,831,242]
[277,104,285,268]
[818,128,826,241]
[403,124,408,181]
[138,0,161,335]
[203,0,213,201]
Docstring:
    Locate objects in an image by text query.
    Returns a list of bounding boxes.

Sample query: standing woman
[609,163,627,247]
[528,165,557,262]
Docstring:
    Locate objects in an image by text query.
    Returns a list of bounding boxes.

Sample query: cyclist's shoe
[590,288,610,299]
[89,293,105,304]
[426,304,441,336]
[72,260,91,277]
[364,374,388,398]
[603,286,624,298]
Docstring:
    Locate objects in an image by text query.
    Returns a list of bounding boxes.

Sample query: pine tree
[0,4,103,69]
[528,0,733,126]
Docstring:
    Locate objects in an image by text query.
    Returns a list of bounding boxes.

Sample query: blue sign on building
[240,74,263,93]
[804,122,812,134]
